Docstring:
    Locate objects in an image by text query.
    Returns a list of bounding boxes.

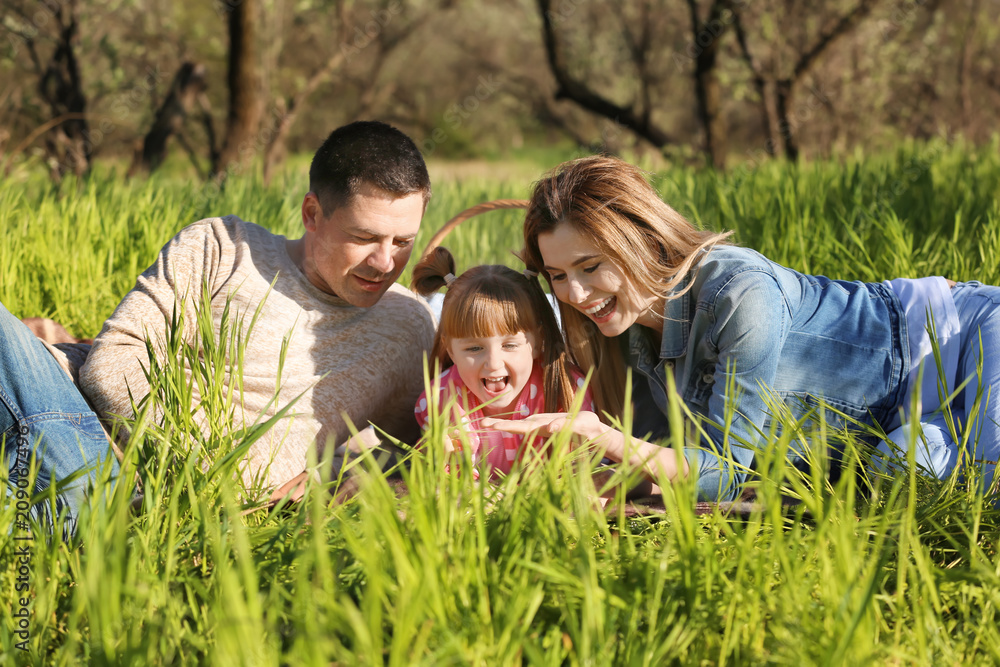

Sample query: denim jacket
[624,246,909,502]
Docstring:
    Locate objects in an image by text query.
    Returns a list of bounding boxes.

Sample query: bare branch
[730,4,762,79]
[731,6,774,148]
[263,0,352,183]
[792,0,878,82]
[173,129,208,181]
[197,92,219,169]
[536,0,673,147]
[2,111,89,175]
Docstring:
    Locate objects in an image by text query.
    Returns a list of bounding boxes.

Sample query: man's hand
[269,470,312,506]
[268,468,363,509]
[267,425,387,509]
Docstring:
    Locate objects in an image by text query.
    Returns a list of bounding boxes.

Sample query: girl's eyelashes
[454,337,528,353]
[583,263,600,274]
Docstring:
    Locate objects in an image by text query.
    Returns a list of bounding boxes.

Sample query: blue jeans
[0,301,119,537]
[881,281,1000,490]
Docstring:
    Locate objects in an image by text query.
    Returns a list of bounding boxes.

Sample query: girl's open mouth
[482,376,509,395]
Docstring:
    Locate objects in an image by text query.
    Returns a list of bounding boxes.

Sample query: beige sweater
[48,216,434,489]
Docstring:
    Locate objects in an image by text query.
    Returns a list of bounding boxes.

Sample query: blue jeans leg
[950,281,1000,490]
[879,413,962,478]
[0,301,119,538]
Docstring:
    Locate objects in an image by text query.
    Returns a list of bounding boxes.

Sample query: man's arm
[369,287,436,446]
[79,218,236,435]
[273,290,436,498]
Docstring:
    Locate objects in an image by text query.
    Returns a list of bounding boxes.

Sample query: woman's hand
[483,411,689,483]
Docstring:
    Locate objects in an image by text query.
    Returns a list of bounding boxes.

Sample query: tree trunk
[35,0,89,182]
[733,0,876,161]
[215,0,263,180]
[686,0,730,170]
[778,0,877,160]
[957,0,980,136]
[774,79,798,160]
[732,11,777,157]
[129,62,210,177]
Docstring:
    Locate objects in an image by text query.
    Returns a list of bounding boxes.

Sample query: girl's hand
[443,427,465,454]
[481,411,608,444]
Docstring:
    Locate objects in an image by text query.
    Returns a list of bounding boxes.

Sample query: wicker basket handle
[420,198,528,261]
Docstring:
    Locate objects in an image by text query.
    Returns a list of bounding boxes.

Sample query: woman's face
[537,223,663,337]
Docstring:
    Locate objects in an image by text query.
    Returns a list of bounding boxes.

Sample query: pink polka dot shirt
[414,361,595,479]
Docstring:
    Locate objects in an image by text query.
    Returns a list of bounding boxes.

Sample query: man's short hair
[309,121,431,212]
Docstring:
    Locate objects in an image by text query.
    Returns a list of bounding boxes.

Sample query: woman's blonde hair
[522,155,732,420]
[411,247,578,413]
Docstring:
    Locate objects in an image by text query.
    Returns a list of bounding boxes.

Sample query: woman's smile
[582,296,617,321]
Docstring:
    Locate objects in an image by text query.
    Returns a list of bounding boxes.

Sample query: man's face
[300,183,425,307]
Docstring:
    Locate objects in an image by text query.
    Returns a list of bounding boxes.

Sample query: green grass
[4,140,1000,664]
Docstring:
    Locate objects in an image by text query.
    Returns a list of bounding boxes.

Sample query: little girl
[411,247,595,479]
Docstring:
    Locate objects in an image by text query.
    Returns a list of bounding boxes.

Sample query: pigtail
[411,246,458,372]
[542,354,577,414]
[411,246,456,296]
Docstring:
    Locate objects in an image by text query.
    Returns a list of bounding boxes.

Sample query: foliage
[3,142,1000,664]
[3,0,1000,173]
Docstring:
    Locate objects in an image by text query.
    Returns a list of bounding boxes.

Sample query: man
[3,120,435,534]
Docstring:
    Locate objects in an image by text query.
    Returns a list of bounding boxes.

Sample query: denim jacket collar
[658,285,690,359]
[628,274,691,363]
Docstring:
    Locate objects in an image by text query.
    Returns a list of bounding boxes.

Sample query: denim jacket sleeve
[685,270,790,502]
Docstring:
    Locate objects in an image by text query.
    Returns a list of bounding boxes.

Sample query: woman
[484,156,1000,501]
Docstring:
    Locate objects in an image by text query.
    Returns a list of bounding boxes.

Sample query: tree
[535,0,676,149]
[2,0,91,181]
[260,0,351,185]
[259,0,455,184]
[732,0,879,160]
[128,62,216,177]
[683,0,732,168]
[215,0,264,180]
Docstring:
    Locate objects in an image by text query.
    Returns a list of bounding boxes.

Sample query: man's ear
[302,192,323,232]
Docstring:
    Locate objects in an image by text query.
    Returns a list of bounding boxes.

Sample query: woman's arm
[687,273,791,501]
[487,273,790,500]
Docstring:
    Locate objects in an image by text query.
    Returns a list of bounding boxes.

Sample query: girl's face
[447,330,538,416]
[537,223,664,337]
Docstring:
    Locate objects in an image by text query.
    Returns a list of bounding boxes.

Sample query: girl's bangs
[440,288,537,341]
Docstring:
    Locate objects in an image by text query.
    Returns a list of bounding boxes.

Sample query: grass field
[3,139,1000,664]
